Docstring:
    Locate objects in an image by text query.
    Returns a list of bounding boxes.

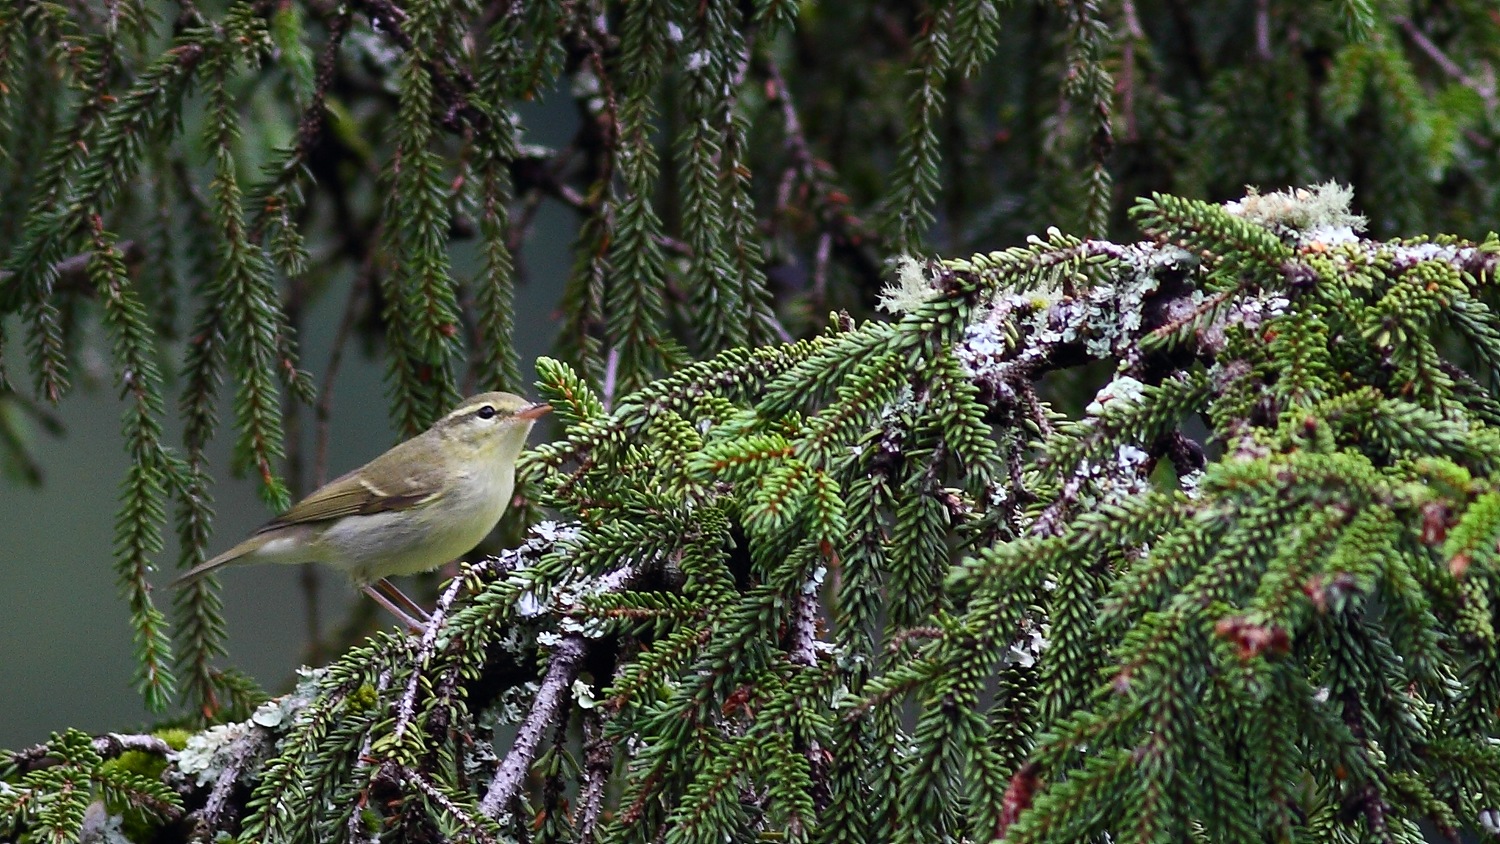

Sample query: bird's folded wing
[264,467,443,528]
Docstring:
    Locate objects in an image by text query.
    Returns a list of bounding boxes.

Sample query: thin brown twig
[314,259,376,488]
[0,240,144,291]
[573,710,613,837]
[1394,16,1498,112]
[758,55,886,291]
[298,254,375,663]
[1119,0,1145,143]
[279,269,323,656]
[508,148,692,260]
[300,7,352,150]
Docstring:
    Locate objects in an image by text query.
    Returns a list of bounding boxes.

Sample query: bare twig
[602,347,620,412]
[194,727,272,839]
[402,767,499,843]
[1254,0,1271,62]
[505,173,551,257]
[314,257,375,487]
[479,634,587,819]
[100,732,175,757]
[573,710,613,837]
[303,286,366,656]
[282,271,322,653]
[479,563,638,819]
[788,581,829,811]
[8,732,173,772]
[812,231,832,308]
[0,240,143,291]
[789,588,819,668]
[393,568,472,745]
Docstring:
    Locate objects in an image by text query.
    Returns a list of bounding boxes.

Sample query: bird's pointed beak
[516,402,553,421]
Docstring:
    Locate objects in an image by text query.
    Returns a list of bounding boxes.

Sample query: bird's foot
[361,582,431,632]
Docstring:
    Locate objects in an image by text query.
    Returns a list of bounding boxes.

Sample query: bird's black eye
[477,405,497,420]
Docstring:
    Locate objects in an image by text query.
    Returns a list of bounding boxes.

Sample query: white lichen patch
[176,667,326,786]
[529,519,582,548]
[571,678,598,710]
[515,589,547,618]
[1233,292,1288,330]
[1178,469,1204,498]
[253,667,325,728]
[177,723,255,787]
[952,237,1195,396]
[1073,248,1164,359]
[999,618,1050,669]
[505,521,586,619]
[954,315,1015,390]
[1224,181,1366,245]
[489,681,542,726]
[877,256,942,315]
[803,565,827,595]
[78,801,131,844]
[463,719,500,780]
[1086,376,1146,417]
[558,613,610,638]
[1101,444,1152,501]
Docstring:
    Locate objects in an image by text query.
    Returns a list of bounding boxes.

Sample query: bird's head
[434,392,552,464]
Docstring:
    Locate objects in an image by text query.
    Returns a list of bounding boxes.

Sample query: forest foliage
[4,0,1500,841]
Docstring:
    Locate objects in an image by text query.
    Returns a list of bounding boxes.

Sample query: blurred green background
[0,206,572,749]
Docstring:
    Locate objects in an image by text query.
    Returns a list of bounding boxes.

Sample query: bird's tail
[172,539,259,587]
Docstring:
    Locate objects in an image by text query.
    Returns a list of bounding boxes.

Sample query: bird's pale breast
[319,467,515,583]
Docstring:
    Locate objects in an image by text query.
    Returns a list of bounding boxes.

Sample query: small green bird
[175,392,551,628]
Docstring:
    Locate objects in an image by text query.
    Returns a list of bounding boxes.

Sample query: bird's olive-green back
[262,392,535,529]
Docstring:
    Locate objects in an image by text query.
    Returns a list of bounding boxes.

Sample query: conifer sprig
[88,225,178,711]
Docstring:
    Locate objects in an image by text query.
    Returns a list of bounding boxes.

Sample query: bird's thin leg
[375,577,433,624]
[361,584,427,632]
